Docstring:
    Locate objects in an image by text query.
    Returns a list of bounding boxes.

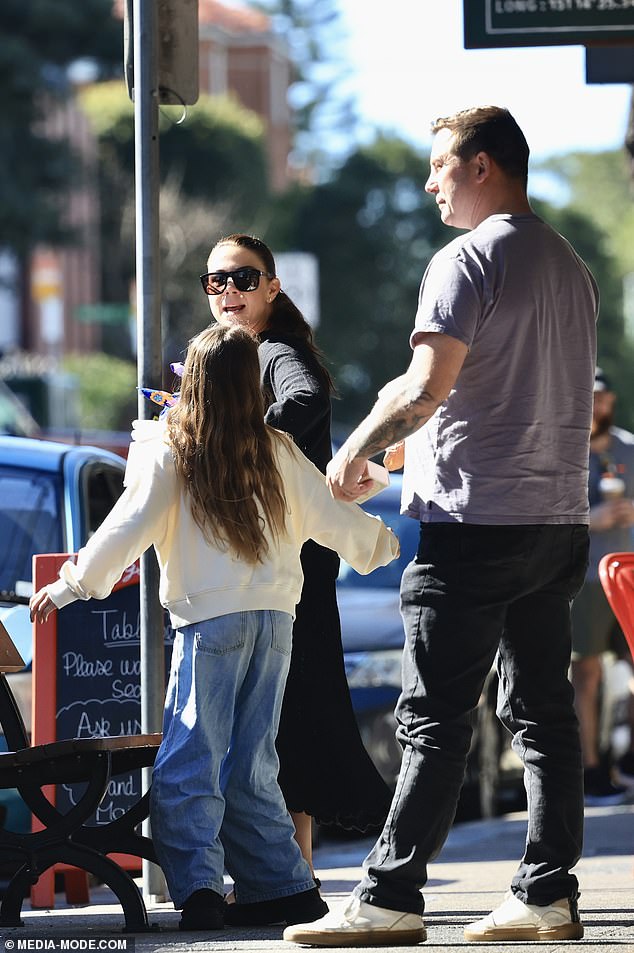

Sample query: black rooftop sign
[464,1,634,49]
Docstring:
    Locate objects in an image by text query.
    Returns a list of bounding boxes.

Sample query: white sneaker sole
[463,922,584,942]
[283,925,427,946]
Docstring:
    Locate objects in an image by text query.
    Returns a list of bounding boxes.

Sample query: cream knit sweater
[47,422,399,628]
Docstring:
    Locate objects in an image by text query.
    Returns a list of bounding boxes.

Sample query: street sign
[124,0,199,105]
[275,252,320,329]
[586,45,634,82]
[464,1,634,49]
[31,248,64,348]
[31,249,62,303]
[75,303,130,324]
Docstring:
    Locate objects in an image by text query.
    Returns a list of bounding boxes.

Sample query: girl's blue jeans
[149,609,314,908]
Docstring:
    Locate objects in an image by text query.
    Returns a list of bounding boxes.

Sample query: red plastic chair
[598,552,634,659]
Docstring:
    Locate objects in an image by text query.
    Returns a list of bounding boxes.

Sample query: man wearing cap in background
[570,367,634,805]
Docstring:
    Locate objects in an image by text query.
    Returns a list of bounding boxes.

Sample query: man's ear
[474,151,492,182]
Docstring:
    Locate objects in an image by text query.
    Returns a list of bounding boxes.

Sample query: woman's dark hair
[211,233,334,391]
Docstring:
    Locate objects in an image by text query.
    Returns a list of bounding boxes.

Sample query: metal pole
[133,0,167,903]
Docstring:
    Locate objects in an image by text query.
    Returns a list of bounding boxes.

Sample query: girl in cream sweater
[30,324,398,932]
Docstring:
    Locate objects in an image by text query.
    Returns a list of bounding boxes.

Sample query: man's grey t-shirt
[402,213,599,525]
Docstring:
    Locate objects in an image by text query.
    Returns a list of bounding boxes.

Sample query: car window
[81,464,125,539]
[0,468,62,590]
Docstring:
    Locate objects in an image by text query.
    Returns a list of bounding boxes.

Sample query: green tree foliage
[62,352,137,432]
[0,0,121,255]
[79,82,272,357]
[534,151,634,431]
[82,83,269,209]
[252,0,357,174]
[275,135,446,425]
[538,150,634,275]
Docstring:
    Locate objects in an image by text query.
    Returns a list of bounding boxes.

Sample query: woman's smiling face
[205,243,280,336]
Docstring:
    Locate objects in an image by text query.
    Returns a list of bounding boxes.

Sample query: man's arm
[327,332,468,500]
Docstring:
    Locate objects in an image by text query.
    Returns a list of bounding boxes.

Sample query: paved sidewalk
[1,805,632,951]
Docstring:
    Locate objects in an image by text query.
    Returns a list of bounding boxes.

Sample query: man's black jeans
[356,522,589,915]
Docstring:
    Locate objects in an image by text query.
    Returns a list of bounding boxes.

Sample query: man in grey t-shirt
[284,107,598,947]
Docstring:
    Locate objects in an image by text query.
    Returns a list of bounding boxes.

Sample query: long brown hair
[167,324,288,564]
[210,233,335,392]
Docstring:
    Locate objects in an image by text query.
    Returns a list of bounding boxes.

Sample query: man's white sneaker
[283,894,426,946]
[464,892,583,942]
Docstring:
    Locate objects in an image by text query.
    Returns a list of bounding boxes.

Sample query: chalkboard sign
[32,554,173,830]
[56,584,173,824]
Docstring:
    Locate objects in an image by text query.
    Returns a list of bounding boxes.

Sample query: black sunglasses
[199,267,274,295]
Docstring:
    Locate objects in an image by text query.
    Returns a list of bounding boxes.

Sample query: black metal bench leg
[0,845,155,933]
[0,864,32,927]
[74,789,158,865]
[57,844,153,933]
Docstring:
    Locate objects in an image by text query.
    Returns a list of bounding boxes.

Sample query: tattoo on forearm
[353,394,438,458]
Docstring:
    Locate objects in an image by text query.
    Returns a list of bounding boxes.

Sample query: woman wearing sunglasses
[201,235,393,923]
[30,324,399,931]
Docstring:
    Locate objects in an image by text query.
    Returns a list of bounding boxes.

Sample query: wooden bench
[0,621,162,932]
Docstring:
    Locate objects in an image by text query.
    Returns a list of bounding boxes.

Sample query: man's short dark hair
[431,106,529,186]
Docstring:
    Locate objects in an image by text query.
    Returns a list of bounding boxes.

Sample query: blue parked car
[0,435,126,833]
[337,474,524,820]
[337,476,416,790]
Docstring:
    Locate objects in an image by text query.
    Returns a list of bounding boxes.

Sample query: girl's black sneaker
[224,886,328,926]
[180,888,225,931]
